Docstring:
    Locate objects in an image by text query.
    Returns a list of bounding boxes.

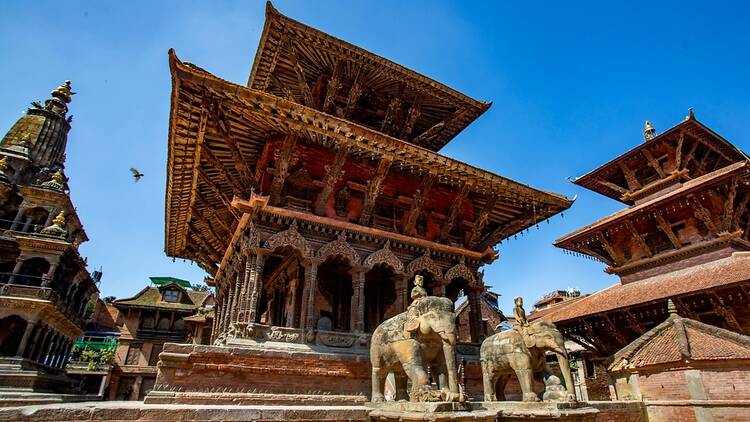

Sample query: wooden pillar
[15,320,36,358]
[246,252,267,324]
[24,324,42,359]
[304,259,320,330]
[468,288,483,343]
[350,267,366,332]
[42,259,59,288]
[398,274,409,312]
[9,206,27,231]
[7,256,25,284]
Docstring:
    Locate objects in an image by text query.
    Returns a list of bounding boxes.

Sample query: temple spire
[643,120,656,141]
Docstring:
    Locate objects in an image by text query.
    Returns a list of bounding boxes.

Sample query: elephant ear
[523,330,536,349]
[404,318,420,333]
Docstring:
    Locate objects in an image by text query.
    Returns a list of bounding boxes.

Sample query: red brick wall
[700,367,750,400]
[589,402,646,422]
[637,370,692,400]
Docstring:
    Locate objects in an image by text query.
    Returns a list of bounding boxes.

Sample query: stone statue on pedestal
[370,275,464,403]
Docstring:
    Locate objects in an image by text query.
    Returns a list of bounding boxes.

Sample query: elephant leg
[371,366,386,402]
[395,371,409,402]
[495,375,510,401]
[515,368,539,402]
[481,361,497,401]
[403,362,429,393]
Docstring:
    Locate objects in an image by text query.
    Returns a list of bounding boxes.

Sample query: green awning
[149,276,192,288]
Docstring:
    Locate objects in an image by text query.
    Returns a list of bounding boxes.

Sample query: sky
[1,1,749,314]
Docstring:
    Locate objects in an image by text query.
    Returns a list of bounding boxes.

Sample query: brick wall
[700,366,750,400]
[638,370,692,400]
[589,401,646,422]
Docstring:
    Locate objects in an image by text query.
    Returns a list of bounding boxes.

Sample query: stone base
[0,392,100,408]
[367,401,599,422]
[0,357,76,395]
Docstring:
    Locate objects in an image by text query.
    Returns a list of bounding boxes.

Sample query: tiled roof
[531,252,750,323]
[609,313,750,372]
[114,284,212,311]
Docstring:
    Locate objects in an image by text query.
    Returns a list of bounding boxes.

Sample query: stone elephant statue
[370,296,461,402]
[480,320,575,402]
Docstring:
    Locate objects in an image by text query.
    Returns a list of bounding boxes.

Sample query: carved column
[397,274,409,312]
[229,267,242,326]
[9,206,27,231]
[304,259,320,330]
[7,255,25,284]
[467,288,483,343]
[41,258,60,288]
[246,252,268,324]
[16,320,37,358]
[350,267,366,332]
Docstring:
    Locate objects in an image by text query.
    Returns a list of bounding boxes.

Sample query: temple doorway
[364,265,397,332]
[317,257,353,331]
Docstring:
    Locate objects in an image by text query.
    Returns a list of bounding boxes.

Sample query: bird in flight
[130,168,144,183]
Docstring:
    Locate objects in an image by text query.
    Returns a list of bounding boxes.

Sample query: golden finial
[643,121,656,141]
[667,298,678,315]
[52,211,66,227]
[51,80,75,104]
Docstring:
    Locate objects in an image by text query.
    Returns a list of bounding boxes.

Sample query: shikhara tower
[152,2,572,403]
[0,81,99,395]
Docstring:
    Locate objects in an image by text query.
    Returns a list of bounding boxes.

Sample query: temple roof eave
[165,49,573,264]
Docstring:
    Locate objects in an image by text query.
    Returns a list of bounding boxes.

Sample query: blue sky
[1,1,748,313]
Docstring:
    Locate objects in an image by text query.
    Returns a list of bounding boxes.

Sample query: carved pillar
[467,288,483,343]
[41,258,60,288]
[304,259,320,330]
[398,274,409,312]
[350,267,366,332]
[16,320,37,358]
[44,334,59,366]
[7,256,25,284]
[24,324,43,358]
[229,267,242,326]
[246,252,268,324]
[32,327,50,362]
[9,207,27,231]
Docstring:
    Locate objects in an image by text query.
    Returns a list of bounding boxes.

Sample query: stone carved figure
[370,280,463,403]
[513,296,528,327]
[480,320,575,402]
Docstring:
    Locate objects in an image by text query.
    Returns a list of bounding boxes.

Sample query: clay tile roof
[114,284,212,312]
[609,313,750,372]
[533,252,750,323]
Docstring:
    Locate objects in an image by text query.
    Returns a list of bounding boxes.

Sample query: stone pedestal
[367,401,599,422]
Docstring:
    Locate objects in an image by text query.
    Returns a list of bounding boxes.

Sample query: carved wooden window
[125,343,142,366]
[148,344,162,366]
[162,289,180,303]
[139,312,155,330]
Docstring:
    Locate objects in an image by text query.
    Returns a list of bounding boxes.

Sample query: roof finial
[685,107,695,121]
[643,121,656,141]
[667,299,678,315]
[51,81,75,104]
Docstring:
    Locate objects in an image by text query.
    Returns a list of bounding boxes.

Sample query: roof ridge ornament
[643,120,656,141]
[667,298,678,316]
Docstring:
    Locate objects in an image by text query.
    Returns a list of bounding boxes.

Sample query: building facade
[148,3,573,404]
[0,81,99,399]
[108,280,213,401]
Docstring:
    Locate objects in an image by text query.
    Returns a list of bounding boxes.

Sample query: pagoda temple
[0,81,99,400]
[535,112,750,360]
[150,3,572,404]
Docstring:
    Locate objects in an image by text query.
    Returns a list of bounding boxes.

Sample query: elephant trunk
[555,351,577,401]
[442,337,459,394]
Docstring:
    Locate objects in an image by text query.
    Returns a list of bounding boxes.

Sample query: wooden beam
[642,149,666,178]
[731,191,750,232]
[213,108,253,191]
[400,95,423,140]
[345,65,364,119]
[625,220,652,257]
[597,232,622,266]
[268,132,299,206]
[697,150,713,173]
[270,73,295,101]
[674,130,684,170]
[593,178,628,195]
[380,95,402,136]
[689,194,718,234]
[654,209,682,249]
[479,214,537,250]
[201,145,243,198]
[403,171,436,235]
[580,319,612,356]
[192,207,225,248]
[189,224,221,263]
[682,139,699,170]
[618,162,642,191]
[314,144,350,215]
[440,182,471,242]
[468,195,499,249]
[624,310,646,335]
[410,121,444,145]
[198,171,240,220]
[322,61,343,114]
[709,293,745,334]
[722,176,739,231]
[601,314,629,349]
[284,37,314,107]
[359,157,392,225]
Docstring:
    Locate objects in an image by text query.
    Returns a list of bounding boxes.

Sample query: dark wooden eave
[247,2,491,151]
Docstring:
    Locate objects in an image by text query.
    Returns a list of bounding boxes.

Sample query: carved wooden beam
[205,206,232,237]
[580,319,612,355]
[625,220,652,257]
[400,95,423,140]
[322,61,343,114]
[403,171,436,235]
[198,171,240,220]
[689,194,718,234]
[345,65,364,119]
[593,178,628,195]
[654,209,682,249]
[189,224,221,263]
[596,232,622,266]
[410,121,445,145]
[359,157,393,225]
[201,146,243,198]
[567,334,603,355]
[601,314,630,348]
[314,144,350,215]
[709,293,745,334]
[642,149,666,178]
[674,131,684,170]
[673,297,700,320]
[624,310,646,335]
[214,112,253,191]
[731,192,750,232]
[269,132,299,206]
[697,150,713,173]
[284,37,314,107]
[191,210,224,252]
[440,183,471,242]
[468,195,499,249]
[618,162,642,190]
[479,214,538,251]
[380,95,403,136]
[682,140,699,170]
[270,73,295,101]
[722,176,739,231]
